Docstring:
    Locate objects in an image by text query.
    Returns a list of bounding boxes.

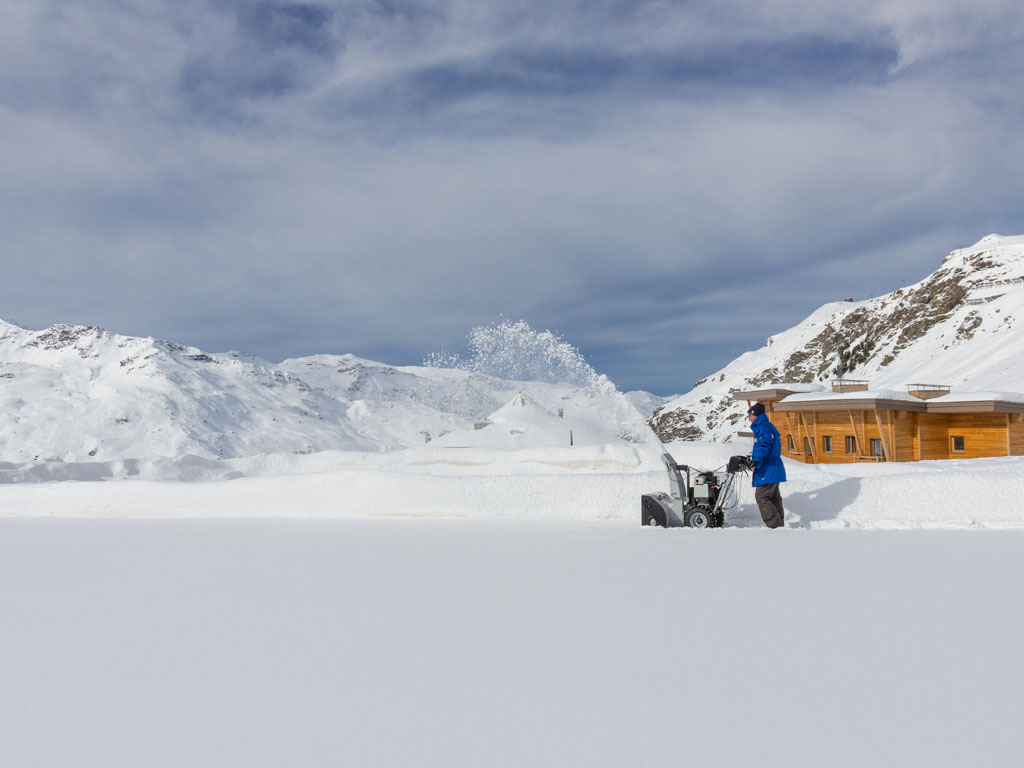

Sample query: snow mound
[432,392,639,450]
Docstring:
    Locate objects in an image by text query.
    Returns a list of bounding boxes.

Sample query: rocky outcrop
[649,405,702,441]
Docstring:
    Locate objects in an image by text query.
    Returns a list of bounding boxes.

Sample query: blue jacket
[750,414,786,487]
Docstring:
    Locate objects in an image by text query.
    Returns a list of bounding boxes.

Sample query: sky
[2,0,1024,394]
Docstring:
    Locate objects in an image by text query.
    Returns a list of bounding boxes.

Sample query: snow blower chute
[641,452,753,528]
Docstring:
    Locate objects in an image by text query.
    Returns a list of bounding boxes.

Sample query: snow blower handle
[727,454,756,474]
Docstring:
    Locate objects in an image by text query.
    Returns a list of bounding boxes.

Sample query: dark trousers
[754,483,785,529]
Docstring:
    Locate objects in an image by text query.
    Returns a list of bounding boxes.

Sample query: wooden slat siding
[918,414,949,460]
[782,412,796,457]
[943,412,1011,459]
[800,412,816,463]
[874,411,891,462]
[847,411,862,458]
[1010,414,1024,456]
[814,410,851,460]
[774,408,931,464]
[872,410,884,460]
[895,411,919,462]
[885,411,894,462]
[889,411,896,462]
[858,411,869,457]
[778,406,1020,463]
[772,409,883,464]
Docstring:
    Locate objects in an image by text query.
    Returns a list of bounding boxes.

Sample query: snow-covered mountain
[651,233,1024,442]
[0,320,655,464]
[0,321,373,462]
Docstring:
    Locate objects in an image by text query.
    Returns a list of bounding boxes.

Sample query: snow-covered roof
[774,388,1024,414]
[772,382,826,392]
[926,391,1024,413]
[776,389,929,411]
[930,390,1024,404]
[732,383,825,400]
[783,389,919,402]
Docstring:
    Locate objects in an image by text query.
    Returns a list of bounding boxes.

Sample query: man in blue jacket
[748,402,786,529]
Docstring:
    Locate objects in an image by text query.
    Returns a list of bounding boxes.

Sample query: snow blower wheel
[685,508,711,528]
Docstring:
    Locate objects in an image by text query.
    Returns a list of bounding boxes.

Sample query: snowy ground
[3,440,1024,530]
[3,441,1024,766]
[2,519,1022,768]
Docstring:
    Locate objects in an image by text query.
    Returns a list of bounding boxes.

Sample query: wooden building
[733,381,1024,463]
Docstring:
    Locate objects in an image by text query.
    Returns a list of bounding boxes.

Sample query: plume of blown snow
[426,320,661,445]
[425,320,600,386]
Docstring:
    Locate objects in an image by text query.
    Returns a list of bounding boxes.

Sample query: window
[803,437,813,454]
[822,435,833,453]
[870,438,883,457]
[844,436,857,455]
[787,434,795,451]
[951,435,965,453]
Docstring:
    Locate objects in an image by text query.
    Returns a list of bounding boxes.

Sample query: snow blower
[641,452,754,528]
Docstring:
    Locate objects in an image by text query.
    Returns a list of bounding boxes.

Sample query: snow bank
[3,440,1024,530]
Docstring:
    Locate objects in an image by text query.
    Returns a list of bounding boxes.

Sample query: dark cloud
[327,31,898,127]
[236,2,336,53]
[425,34,895,95]
[178,2,341,120]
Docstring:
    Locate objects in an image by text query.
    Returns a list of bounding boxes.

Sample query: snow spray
[425,320,662,446]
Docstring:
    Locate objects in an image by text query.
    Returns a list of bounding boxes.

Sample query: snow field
[3,441,1024,530]
[1,520,1022,768]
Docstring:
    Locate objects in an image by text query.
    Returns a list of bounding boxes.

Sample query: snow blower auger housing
[641,452,754,529]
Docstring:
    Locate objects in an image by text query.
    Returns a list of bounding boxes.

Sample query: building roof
[748,386,1024,414]
[774,389,929,413]
[925,391,1024,414]
[731,383,825,401]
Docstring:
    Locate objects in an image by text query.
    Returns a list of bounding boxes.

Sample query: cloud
[2,0,1024,393]
[178,2,343,120]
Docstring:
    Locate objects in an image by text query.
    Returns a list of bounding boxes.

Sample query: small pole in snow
[570,429,573,446]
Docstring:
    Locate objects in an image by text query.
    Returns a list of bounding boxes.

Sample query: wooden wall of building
[756,398,1024,464]
[1009,415,1024,456]
[894,411,919,463]
[775,409,909,464]
[918,415,948,461]
[929,413,1009,459]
